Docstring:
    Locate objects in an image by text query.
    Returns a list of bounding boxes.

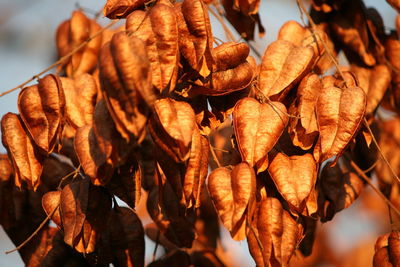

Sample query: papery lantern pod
[191,59,254,96]
[60,74,97,129]
[278,20,336,74]
[103,0,147,19]
[174,0,214,76]
[183,128,209,208]
[60,178,112,253]
[106,207,145,267]
[213,42,250,71]
[56,10,102,77]
[126,0,179,93]
[207,162,256,240]
[1,113,44,190]
[106,156,141,209]
[74,125,114,186]
[313,85,366,164]
[18,74,65,154]
[311,0,346,13]
[388,0,400,12]
[351,64,391,115]
[317,159,364,222]
[233,0,261,15]
[268,152,317,213]
[191,61,254,96]
[247,189,303,267]
[288,73,321,150]
[222,0,265,40]
[190,42,253,96]
[373,231,400,267]
[99,32,153,141]
[233,97,288,173]
[149,98,196,163]
[42,191,62,229]
[259,40,316,100]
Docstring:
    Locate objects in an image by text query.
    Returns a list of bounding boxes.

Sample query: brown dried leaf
[103,0,147,19]
[268,153,317,212]
[207,162,256,240]
[314,86,366,164]
[259,40,315,100]
[330,2,376,66]
[18,74,65,154]
[233,0,261,15]
[106,158,141,209]
[126,0,179,93]
[233,97,288,173]
[1,113,43,190]
[108,207,145,267]
[175,0,214,76]
[149,98,196,162]
[60,179,112,253]
[56,10,102,76]
[318,161,364,222]
[222,0,265,40]
[60,74,97,129]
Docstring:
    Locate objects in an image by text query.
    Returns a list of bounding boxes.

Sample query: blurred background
[0,0,397,266]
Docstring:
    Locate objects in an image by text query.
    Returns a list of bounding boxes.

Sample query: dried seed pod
[268,153,317,213]
[103,0,147,19]
[174,0,214,76]
[233,97,288,173]
[56,10,102,77]
[149,98,196,163]
[207,162,256,240]
[126,0,179,93]
[60,74,97,129]
[314,85,366,164]
[259,40,315,100]
[99,32,153,141]
[318,161,364,222]
[18,74,65,154]
[1,113,44,190]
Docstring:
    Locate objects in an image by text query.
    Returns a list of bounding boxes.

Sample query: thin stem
[0,20,118,98]
[153,230,160,261]
[210,4,262,59]
[296,0,348,87]
[348,160,400,218]
[5,205,58,254]
[207,6,236,42]
[363,117,400,185]
[209,143,222,168]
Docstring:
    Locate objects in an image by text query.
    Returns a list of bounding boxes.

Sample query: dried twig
[0,20,119,98]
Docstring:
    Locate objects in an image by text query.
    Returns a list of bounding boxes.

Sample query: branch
[0,20,119,98]
[5,205,58,254]
[348,159,400,218]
